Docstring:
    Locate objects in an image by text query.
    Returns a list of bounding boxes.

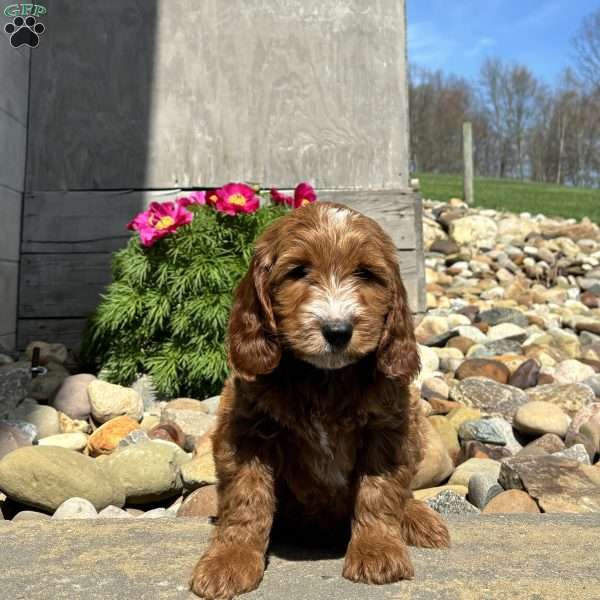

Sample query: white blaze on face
[306,273,360,326]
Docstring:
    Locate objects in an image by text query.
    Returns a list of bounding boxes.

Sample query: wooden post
[463,121,474,205]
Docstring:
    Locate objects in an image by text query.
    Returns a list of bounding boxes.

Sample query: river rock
[101,441,190,504]
[449,215,498,249]
[88,380,143,424]
[28,372,66,402]
[487,323,528,342]
[446,407,481,430]
[526,383,595,417]
[513,401,571,437]
[430,239,460,255]
[479,308,529,328]
[428,416,460,462]
[482,490,541,514]
[508,359,540,389]
[553,360,596,384]
[469,339,524,358]
[460,440,513,461]
[415,316,450,342]
[458,419,506,445]
[58,412,90,434]
[426,490,480,515]
[468,471,503,510]
[421,377,449,401]
[413,485,468,502]
[177,485,218,518]
[87,416,141,457]
[161,399,215,452]
[53,374,95,419]
[0,421,33,460]
[411,418,454,490]
[200,396,221,416]
[455,359,510,384]
[98,505,133,519]
[500,454,600,512]
[52,497,98,520]
[0,364,30,419]
[516,433,565,459]
[0,446,124,511]
[447,336,476,355]
[17,405,60,439]
[38,432,88,451]
[12,510,52,521]
[450,377,527,423]
[448,458,501,487]
[553,444,591,465]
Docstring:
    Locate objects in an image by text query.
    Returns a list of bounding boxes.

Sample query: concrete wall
[0,42,29,350]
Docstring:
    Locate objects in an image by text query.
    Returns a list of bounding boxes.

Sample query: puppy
[190,201,449,599]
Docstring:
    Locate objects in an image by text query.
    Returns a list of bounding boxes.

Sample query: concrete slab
[0,514,599,599]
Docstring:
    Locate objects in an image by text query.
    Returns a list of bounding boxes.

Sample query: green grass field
[416,173,600,223]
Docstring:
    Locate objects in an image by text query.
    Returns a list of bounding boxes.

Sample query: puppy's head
[227,202,420,383]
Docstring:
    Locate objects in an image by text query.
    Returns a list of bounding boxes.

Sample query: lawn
[416,173,600,223]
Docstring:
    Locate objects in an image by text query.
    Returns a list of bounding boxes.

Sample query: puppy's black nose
[321,320,353,348]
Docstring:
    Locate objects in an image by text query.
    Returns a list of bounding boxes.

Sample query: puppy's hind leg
[400,498,450,549]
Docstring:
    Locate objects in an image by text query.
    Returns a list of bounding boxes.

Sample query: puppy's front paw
[402,498,451,549]
[190,543,264,599]
[342,537,414,585]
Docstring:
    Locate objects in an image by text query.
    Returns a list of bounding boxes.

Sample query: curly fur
[190,202,449,599]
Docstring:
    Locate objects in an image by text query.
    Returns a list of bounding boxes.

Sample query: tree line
[409,7,600,187]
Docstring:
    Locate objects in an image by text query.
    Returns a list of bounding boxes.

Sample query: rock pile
[2,198,600,520]
[0,346,219,521]
[414,198,600,514]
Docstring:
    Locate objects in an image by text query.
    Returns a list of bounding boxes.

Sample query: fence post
[463,121,474,205]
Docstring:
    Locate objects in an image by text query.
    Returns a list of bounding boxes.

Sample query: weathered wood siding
[0,40,29,350]
[27,0,410,190]
[19,189,424,349]
[18,0,423,350]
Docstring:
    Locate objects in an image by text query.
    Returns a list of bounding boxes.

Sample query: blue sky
[407,0,595,85]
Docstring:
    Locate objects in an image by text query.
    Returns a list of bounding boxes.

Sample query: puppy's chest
[291,415,359,489]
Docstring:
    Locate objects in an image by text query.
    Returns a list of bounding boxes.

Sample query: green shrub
[81,199,287,399]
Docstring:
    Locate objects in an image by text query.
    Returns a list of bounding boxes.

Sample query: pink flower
[127,201,193,247]
[214,183,259,215]
[177,191,207,208]
[293,182,317,208]
[206,191,219,207]
[270,188,294,206]
[270,183,317,208]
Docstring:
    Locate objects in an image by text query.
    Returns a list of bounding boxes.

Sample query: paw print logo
[4,15,45,48]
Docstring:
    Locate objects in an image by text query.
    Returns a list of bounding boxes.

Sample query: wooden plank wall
[19,0,423,351]
[26,0,410,190]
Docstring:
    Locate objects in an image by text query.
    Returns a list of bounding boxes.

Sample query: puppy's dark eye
[286,265,309,280]
[353,267,378,282]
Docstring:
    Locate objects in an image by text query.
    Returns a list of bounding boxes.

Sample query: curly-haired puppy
[190,201,450,599]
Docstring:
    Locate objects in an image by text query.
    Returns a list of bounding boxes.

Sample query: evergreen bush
[81,188,292,399]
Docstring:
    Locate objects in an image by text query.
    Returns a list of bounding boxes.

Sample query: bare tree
[408,66,474,174]
[573,7,600,90]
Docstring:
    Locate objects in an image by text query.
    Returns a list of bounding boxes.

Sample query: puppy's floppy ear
[227,246,281,381]
[375,262,421,384]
